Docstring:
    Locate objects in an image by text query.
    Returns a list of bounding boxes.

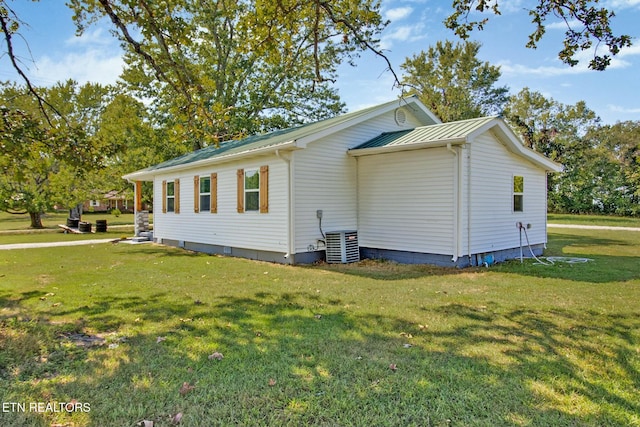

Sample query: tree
[0,81,119,228]
[400,40,508,122]
[445,0,632,71]
[503,88,608,214]
[582,122,640,215]
[68,0,395,149]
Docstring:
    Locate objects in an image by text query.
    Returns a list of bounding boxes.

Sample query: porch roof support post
[134,181,142,236]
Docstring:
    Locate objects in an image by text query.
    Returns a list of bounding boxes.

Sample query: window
[244,169,260,211]
[166,181,175,212]
[237,166,268,213]
[513,175,524,212]
[200,176,211,212]
[90,200,100,207]
[194,174,217,213]
[162,179,180,213]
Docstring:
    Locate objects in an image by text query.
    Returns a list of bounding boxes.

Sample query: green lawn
[548,213,640,227]
[0,227,638,426]
[0,211,152,232]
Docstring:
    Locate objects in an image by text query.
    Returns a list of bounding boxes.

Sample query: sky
[2,0,640,125]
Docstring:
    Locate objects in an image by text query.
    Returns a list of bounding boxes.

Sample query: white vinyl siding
[357,148,455,255]
[153,155,288,253]
[467,133,548,254]
[292,111,423,254]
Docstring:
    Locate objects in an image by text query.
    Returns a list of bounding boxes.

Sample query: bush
[110,208,121,217]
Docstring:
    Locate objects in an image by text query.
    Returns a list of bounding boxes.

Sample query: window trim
[166,181,175,213]
[198,175,212,212]
[244,168,260,212]
[513,175,524,212]
[162,179,179,214]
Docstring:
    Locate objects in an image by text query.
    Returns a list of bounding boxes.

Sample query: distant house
[84,190,135,213]
[123,97,562,266]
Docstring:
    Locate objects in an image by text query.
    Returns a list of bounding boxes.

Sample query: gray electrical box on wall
[316,210,323,219]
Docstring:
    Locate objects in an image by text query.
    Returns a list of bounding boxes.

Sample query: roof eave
[348,137,466,157]
[123,140,299,181]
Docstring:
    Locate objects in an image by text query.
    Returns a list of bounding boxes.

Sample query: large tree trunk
[29,212,44,229]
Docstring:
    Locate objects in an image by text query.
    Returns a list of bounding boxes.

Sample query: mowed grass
[0,211,152,232]
[548,213,640,228]
[0,227,638,426]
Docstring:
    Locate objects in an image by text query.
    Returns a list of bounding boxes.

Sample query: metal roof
[132,96,437,175]
[353,116,497,150]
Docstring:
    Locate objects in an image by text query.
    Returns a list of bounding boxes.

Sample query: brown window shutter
[174,178,180,214]
[260,165,269,213]
[193,176,200,213]
[210,173,217,213]
[237,169,244,213]
[162,180,167,213]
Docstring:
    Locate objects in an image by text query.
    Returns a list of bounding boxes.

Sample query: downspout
[446,143,460,263]
[276,149,294,262]
[467,144,472,265]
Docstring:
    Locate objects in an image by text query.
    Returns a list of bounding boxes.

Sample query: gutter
[348,138,466,157]
[446,143,459,263]
[123,140,300,181]
[275,149,294,262]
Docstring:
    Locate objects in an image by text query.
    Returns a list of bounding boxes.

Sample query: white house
[123,97,562,267]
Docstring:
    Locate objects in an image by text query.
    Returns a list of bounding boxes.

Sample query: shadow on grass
[2,289,638,427]
[309,259,479,281]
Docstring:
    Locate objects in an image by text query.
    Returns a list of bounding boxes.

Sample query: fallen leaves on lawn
[208,352,224,361]
[156,336,167,343]
[179,382,195,395]
[268,378,277,386]
[171,412,183,424]
[389,363,397,372]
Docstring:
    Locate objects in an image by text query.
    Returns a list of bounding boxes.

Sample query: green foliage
[504,88,639,216]
[68,0,386,149]
[445,0,632,70]
[0,82,127,227]
[401,40,508,122]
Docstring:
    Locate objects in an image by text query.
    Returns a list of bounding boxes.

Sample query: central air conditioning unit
[325,230,359,264]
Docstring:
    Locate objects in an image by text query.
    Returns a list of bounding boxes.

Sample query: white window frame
[244,169,260,212]
[199,176,211,212]
[513,175,524,212]
[166,181,175,213]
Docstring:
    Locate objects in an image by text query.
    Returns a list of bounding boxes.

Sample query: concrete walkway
[547,224,640,232]
[0,239,116,250]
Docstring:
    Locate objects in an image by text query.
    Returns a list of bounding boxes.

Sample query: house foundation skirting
[360,244,546,268]
[158,239,545,267]
[160,239,294,264]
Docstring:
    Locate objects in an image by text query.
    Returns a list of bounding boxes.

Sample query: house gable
[123,96,439,182]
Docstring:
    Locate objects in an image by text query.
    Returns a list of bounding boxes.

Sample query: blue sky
[2,0,639,124]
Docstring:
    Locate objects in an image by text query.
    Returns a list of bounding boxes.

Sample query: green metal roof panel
[146,97,425,172]
[147,125,304,171]
[353,116,497,150]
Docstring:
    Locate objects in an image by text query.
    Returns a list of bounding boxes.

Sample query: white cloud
[498,42,636,78]
[384,7,413,21]
[607,104,640,114]
[31,49,124,86]
[606,0,640,9]
[380,23,427,50]
[65,27,114,47]
[545,19,581,30]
